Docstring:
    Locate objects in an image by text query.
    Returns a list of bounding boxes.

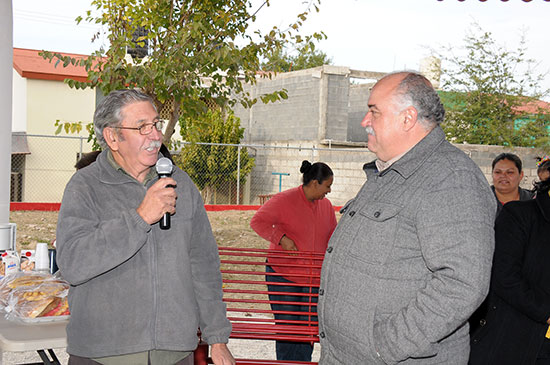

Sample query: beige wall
[23,79,95,202]
[26,79,95,135]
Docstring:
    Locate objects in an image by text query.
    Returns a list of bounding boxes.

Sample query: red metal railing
[194,246,323,365]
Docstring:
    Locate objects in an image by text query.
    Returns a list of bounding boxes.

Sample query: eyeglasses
[112,120,164,135]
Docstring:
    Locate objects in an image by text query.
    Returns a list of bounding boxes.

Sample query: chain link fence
[11,134,89,203]
[10,135,372,206]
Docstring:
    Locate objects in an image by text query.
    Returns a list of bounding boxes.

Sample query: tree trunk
[163,100,180,144]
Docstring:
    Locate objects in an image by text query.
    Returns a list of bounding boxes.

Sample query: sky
[12,0,550,97]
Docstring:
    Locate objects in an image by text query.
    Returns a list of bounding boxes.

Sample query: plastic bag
[1,272,70,322]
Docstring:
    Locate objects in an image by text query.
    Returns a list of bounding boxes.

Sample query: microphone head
[156,157,173,175]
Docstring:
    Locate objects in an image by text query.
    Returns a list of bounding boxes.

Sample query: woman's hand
[280,235,298,252]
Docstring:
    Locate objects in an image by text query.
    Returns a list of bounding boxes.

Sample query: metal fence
[11,134,88,203]
[10,135,373,206]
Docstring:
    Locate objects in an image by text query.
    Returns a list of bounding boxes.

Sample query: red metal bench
[194,247,322,365]
[257,195,275,205]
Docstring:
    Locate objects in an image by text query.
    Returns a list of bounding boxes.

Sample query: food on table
[0,272,70,320]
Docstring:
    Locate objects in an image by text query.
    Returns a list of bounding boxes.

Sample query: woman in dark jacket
[470,178,550,364]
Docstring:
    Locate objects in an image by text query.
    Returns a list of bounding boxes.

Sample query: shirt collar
[364,126,445,178]
[106,150,157,186]
[375,149,411,173]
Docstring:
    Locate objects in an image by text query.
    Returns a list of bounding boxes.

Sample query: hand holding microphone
[136,158,176,227]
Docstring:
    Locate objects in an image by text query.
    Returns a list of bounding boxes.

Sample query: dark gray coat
[56,151,230,358]
[470,189,550,365]
[318,127,496,364]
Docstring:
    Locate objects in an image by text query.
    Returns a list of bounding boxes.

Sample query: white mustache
[144,140,162,150]
[365,126,375,136]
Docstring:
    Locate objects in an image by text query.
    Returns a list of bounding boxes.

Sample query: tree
[41,0,324,144]
[54,119,101,151]
[431,22,550,149]
[261,42,332,72]
[173,109,254,204]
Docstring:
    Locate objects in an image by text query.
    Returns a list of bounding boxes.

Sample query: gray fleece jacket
[56,151,230,358]
[318,126,496,364]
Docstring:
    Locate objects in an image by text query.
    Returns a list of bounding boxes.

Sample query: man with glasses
[56,89,234,365]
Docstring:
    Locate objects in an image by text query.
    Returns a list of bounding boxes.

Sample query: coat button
[349,211,355,216]
[327,247,333,253]
[480,319,486,327]
[319,332,326,338]
[374,211,381,218]
[319,289,324,295]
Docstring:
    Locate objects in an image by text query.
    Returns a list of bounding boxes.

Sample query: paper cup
[35,242,50,271]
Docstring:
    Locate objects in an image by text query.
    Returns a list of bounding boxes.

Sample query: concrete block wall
[247,143,320,200]
[315,148,375,206]
[232,66,378,145]
[458,143,542,190]
[247,141,374,207]
[234,69,322,143]
[324,74,350,141]
[247,142,545,208]
[234,66,356,144]
[347,84,371,142]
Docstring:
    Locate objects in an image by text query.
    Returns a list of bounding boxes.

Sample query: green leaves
[432,22,550,150]
[53,120,101,151]
[40,0,323,149]
[54,120,83,135]
[260,41,331,73]
[174,110,255,193]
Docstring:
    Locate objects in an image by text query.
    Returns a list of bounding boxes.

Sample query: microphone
[156,157,174,230]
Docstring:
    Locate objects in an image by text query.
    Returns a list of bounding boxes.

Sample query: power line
[14,9,101,31]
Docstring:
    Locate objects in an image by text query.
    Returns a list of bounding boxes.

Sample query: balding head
[361,71,446,161]
[385,72,445,130]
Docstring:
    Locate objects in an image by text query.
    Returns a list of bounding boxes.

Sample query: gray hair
[93,89,156,149]
[392,72,445,130]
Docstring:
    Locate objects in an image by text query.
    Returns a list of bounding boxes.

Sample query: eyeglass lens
[140,121,164,135]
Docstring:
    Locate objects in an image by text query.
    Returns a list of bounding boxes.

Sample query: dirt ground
[9,210,265,252]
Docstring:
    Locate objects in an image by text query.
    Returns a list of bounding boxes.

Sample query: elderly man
[317,72,496,364]
[56,89,234,365]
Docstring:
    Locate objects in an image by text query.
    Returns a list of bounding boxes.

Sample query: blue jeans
[266,265,318,362]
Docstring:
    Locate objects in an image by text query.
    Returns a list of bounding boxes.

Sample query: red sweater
[250,186,337,284]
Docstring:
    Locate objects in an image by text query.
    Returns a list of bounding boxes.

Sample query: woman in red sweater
[250,160,337,362]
